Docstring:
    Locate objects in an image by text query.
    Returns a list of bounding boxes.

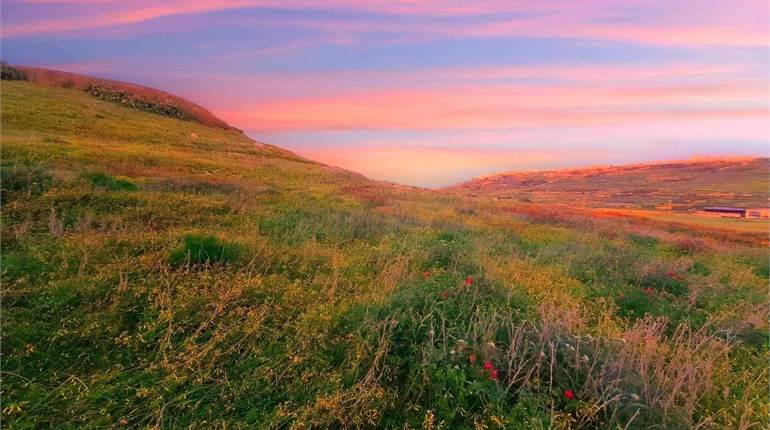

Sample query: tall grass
[1,80,767,429]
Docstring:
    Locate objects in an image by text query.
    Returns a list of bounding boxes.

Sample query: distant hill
[448,157,769,210]
[10,65,236,131]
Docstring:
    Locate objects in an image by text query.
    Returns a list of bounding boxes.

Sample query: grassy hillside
[2,80,768,429]
[449,158,769,210]
[8,64,237,131]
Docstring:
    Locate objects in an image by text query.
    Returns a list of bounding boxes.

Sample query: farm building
[695,207,769,219]
[703,207,746,218]
[746,208,769,219]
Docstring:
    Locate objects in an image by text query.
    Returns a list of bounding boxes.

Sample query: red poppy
[440,291,450,299]
[464,276,473,286]
[423,271,430,280]
[468,353,477,365]
[564,389,575,400]
[489,369,499,380]
[644,287,654,297]
[483,360,494,370]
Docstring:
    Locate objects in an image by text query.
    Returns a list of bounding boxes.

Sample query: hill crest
[11,65,236,131]
[448,157,769,210]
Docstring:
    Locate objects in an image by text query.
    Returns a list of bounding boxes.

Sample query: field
[449,159,769,211]
[591,209,768,235]
[2,80,768,429]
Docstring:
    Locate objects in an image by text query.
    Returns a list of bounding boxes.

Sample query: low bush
[84,84,195,122]
[169,234,243,266]
[82,172,138,191]
[0,61,27,80]
[1,162,52,201]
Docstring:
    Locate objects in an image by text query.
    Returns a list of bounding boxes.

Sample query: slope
[449,158,769,210]
[1,80,767,429]
[11,64,237,131]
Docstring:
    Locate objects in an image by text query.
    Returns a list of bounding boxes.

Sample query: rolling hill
[449,158,769,210]
[2,78,767,429]
[7,64,237,131]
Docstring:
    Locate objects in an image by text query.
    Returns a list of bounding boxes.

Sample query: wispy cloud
[215,78,768,131]
[4,0,768,186]
[4,0,769,48]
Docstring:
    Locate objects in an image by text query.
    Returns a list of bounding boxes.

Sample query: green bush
[169,234,242,266]
[1,162,52,202]
[82,172,138,191]
[638,270,688,296]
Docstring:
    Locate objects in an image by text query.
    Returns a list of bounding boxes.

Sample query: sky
[2,1,769,187]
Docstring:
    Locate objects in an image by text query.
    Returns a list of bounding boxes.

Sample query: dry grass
[2,80,767,429]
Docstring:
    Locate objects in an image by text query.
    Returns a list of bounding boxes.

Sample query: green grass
[2,80,768,429]
[169,234,243,266]
[82,172,139,191]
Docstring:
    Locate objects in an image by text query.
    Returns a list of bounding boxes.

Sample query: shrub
[673,236,706,254]
[0,61,27,80]
[1,163,52,201]
[169,234,242,266]
[82,172,138,191]
[84,84,195,122]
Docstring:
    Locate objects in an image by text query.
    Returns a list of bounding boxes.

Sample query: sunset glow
[3,0,768,186]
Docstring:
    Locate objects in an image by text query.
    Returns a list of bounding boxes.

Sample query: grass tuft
[169,234,243,266]
[82,172,138,191]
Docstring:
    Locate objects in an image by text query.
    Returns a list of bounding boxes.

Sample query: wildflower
[440,290,450,299]
[489,369,499,380]
[119,418,129,425]
[464,276,473,286]
[644,287,654,297]
[423,271,430,280]
[618,292,625,300]
[483,360,494,370]
[564,389,575,400]
[469,353,477,365]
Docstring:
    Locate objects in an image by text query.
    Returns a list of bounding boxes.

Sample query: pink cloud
[216,79,768,131]
[4,0,769,48]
